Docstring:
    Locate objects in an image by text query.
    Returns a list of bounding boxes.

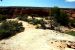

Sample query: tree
[51,7,69,26]
[51,7,60,17]
[58,11,69,25]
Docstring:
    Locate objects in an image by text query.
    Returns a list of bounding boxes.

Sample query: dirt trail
[0,20,75,50]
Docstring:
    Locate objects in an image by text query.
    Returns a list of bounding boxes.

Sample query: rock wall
[0,7,49,18]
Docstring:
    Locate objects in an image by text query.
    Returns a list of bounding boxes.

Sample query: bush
[35,19,46,29]
[0,20,24,39]
[51,7,69,26]
[30,18,41,25]
[70,19,75,27]
[66,31,75,36]
[18,15,28,21]
[57,11,69,26]
[0,15,7,22]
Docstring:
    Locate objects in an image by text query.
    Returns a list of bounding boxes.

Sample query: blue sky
[0,0,75,8]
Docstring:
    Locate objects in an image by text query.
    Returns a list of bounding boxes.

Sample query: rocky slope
[0,20,75,50]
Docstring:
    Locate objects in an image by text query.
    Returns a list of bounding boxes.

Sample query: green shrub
[30,18,46,29]
[66,31,75,36]
[51,7,69,26]
[18,15,28,21]
[35,19,46,29]
[39,19,45,25]
[31,18,41,25]
[0,15,7,22]
[70,19,75,27]
[0,20,24,39]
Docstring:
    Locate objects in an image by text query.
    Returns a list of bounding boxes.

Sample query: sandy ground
[0,20,75,50]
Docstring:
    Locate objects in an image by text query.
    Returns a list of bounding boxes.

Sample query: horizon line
[0,6,75,9]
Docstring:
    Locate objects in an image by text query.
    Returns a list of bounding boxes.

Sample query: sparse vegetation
[0,20,24,39]
[18,15,41,24]
[18,15,47,29]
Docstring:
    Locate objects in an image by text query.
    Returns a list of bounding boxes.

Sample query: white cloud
[66,0,75,2]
